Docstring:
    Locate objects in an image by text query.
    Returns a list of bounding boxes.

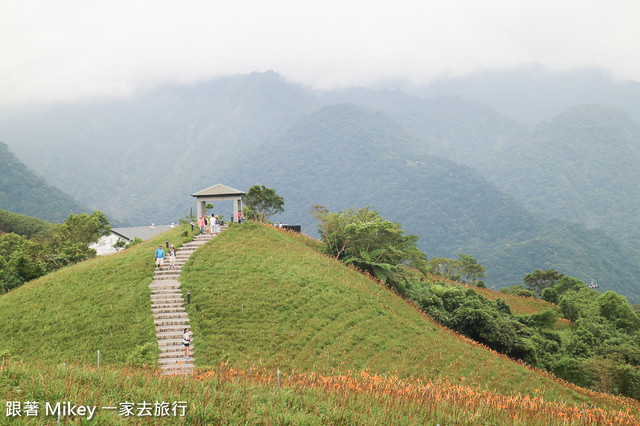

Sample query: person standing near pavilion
[198,215,205,234]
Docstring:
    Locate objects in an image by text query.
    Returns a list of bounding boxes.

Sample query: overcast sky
[1,0,639,106]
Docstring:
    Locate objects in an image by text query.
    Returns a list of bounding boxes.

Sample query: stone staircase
[151,232,216,375]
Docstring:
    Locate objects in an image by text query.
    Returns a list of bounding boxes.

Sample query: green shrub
[127,342,159,367]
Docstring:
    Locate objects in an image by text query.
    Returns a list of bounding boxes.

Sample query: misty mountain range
[0,68,638,302]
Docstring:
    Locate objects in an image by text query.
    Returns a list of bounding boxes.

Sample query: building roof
[112,225,175,242]
[191,183,245,197]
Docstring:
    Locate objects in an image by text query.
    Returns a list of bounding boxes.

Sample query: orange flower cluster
[198,366,639,425]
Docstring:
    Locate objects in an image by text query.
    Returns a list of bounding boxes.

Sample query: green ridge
[180,222,617,407]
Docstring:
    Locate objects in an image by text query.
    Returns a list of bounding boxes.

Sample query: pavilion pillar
[234,197,243,222]
[231,198,238,222]
[197,200,206,219]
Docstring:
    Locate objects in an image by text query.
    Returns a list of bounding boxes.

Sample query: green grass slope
[180,222,632,409]
[0,226,192,365]
[1,222,639,423]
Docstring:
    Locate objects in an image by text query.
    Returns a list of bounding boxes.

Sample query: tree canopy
[311,205,427,286]
[524,268,564,297]
[0,211,111,294]
[242,185,285,223]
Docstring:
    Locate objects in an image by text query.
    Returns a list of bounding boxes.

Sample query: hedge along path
[150,232,216,375]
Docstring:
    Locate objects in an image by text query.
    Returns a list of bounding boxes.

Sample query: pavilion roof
[191,184,245,197]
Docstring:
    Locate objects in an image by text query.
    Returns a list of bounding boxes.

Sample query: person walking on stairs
[154,244,165,270]
[183,328,192,358]
[168,244,176,269]
[214,215,221,234]
[198,216,205,234]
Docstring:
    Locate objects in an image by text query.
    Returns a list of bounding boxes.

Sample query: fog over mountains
[1,68,638,301]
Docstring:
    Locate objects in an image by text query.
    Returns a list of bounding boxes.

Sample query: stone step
[150,293,184,301]
[151,304,185,312]
[151,286,182,292]
[150,293,182,298]
[183,242,209,247]
[150,279,181,286]
[158,350,194,366]
[154,318,190,327]
[153,310,188,318]
[156,323,190,333]
[149,284,182,292]
[160,361,194,373]
[151,302,184,309]
[150,291,182,297]
[159,347,195,358]
[152,275,182,281]
[153,311,188,319]
[154,270,181,278]
[152,306,185,314]
[156,330,189,339]
[151,297,184,304]
[158,338,194,347]
[159,358,194,367]
[150,291,183,298]
[150,288,182,303]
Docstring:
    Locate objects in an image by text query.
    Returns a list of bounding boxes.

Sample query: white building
[90,224,176,255]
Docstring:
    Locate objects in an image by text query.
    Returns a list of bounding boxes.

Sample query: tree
[0,211,111,293]
[55,211,111,245]
[459,253,486,284]
[310,205,427,286]
[243,185,285,223]
[597,291,640,331]
[542,287,559,304]
[44,211,111,268]
[523,269,564,298]
[428,257,462,280]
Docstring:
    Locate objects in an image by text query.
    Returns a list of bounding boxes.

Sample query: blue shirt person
[155,244,166,269]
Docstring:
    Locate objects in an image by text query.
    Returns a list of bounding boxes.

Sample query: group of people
[154,243,176,270]
[198,214,221,235]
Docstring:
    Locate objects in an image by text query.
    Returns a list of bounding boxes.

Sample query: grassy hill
[180,223,638,409]
[2,222,639,423]
[0,226,192,365]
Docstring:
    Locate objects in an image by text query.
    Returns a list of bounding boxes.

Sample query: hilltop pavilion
[191,183,245,222]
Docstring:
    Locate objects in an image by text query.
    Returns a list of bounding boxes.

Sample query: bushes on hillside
[0,211,111,293]
[307,205,640,399]
[402,275,640,399]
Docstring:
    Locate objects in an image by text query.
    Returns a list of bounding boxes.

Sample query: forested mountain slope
[229,104,640,301]
[0,141,86,222]
[484,105,640,256]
